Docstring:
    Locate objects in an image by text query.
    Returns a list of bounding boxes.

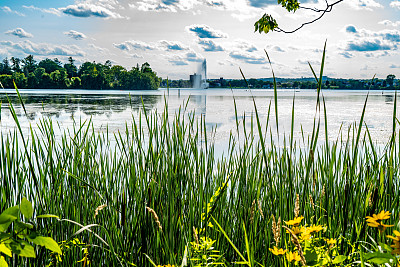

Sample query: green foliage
[0,198,61,266]
[278,0,300,12]
[0,55,160,90]
[190,235,225,266]
[254,14,278,34]
[254,0,299,34]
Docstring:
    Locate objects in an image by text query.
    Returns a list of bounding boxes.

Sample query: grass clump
[0,47,399,266]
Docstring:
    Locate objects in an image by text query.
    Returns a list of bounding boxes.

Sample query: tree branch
[275,0,343,34]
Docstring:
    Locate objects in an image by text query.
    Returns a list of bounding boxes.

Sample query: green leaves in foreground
[254,0,299,34]
[0,198,61,266]
[254,14,278,34]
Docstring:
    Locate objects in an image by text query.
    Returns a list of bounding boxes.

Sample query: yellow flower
[286,251,301,262]
[269,246,287,255]
[366,220,394,233]
[366,210,391,221]
[307,224,324,234]
[366,210,393,233]
[291,226,303,235]
[387,230,400,255]
[299,230,311,242]
[325,238,337,245]
[285,216,304,226]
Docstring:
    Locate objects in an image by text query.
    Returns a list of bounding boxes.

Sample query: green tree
[80,64,107,90]
[64,57,77,78]
[70,76,82,88]
[0,58,13,75]
[50,69,68,88]
[10,57,22,73]
[106,65,127,88]
[22,55,37,74]
[27,72,39,88]
[386,74,395,88]
[38,58,62,73]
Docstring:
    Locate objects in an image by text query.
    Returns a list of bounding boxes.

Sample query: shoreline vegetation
[0,56,160,90]
[1,56,398,91]
[1,47,400,266]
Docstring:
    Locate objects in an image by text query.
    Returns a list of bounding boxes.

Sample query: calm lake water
[0,88,397,153]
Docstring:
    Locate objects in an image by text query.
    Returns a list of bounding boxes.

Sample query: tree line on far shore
[0,55,161,90]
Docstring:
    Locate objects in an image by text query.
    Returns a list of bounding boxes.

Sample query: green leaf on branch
[10,241,36,258]
[29,236,62,255]
[254,14,278,34]
[277,0,300,12]
[20,198,33,220]
[0,206,19,232]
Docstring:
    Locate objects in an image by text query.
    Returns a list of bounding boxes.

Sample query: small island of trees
[0,55,161,90]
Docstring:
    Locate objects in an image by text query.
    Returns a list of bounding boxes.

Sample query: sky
[1,0,400,79]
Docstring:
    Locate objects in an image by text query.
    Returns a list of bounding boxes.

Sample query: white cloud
[379,20,400,27]
[88,44,110,54]
[0,6,25,16]
[228,39,258,52]
[129,53,144,58]
[345,0,383,10]
[0,40,85,57]
[390,1,400,8]
[342,25,400,52]
[129,0,200,12]
[60,3,125,19]
[298,59,321,65]
[167,50,204,65]
[22,5,62,16]
[114,39,191,52]
[186,24,229,38]
[198,39,224,52]
[64,30,87,40]
[229,51,267,64]
[158,40,190,51]
[113,40,157,51]
[272,46,285,52]
[5,28,33,38]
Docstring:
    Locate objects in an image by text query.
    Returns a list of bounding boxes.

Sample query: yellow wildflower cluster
[286,251,302,263]
[270,214,328,265]
[284,216,304,227]
[366,210,394,233]
[269,246,301,263]
[284,218,324,242]
[387,230,400,255]
[269,246,286,255]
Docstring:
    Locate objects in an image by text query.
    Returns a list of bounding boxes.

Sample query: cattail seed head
[249,199,256,223]
[271,215,281,245]
[257,199,264,219]
[146,206,162,231]
[309,194,315,211]
[193,226,199,245]
[94,204,107,219]
[294,194,300,217]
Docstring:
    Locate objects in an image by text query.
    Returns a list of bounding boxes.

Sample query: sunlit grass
[1,47,399,266]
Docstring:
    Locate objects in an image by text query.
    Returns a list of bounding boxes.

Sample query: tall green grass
[1,59,399,266]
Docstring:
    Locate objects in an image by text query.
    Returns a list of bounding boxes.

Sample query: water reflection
[0,89,398,153]
[0,93,161,119]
